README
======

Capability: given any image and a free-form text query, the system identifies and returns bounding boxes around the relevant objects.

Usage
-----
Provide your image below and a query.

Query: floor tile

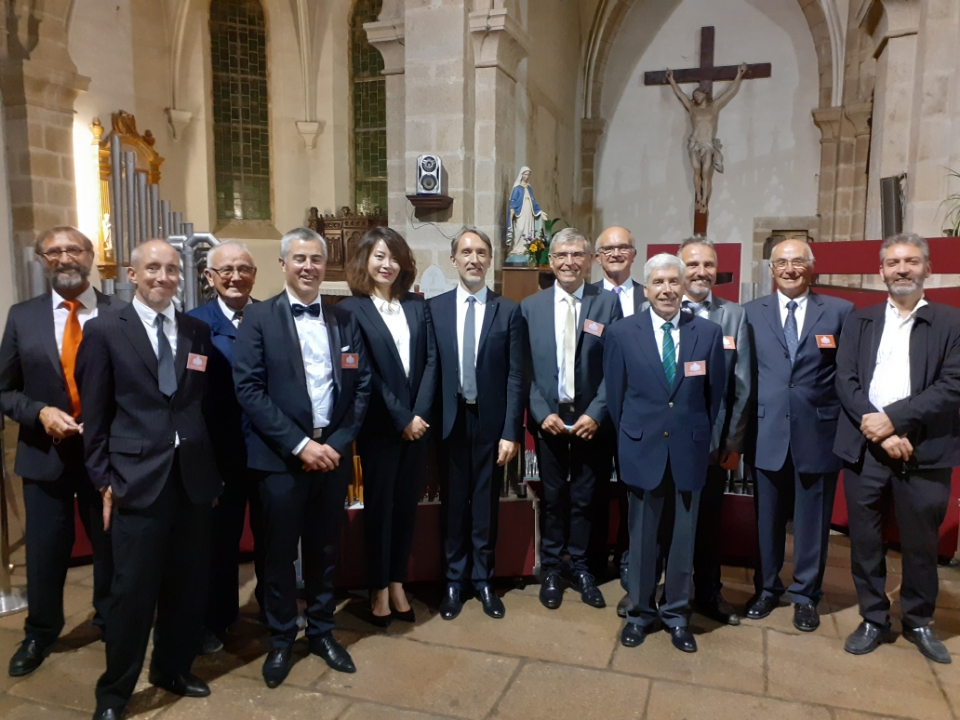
[7,645,103,713]
[338,702,461,720]
[644,680,831,720]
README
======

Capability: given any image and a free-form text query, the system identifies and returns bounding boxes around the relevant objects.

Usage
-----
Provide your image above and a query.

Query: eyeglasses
[210,265,255,279]
[598,244,635,257]
[39,247,88,262]
[550,251,588,262]
[771,258,811,270]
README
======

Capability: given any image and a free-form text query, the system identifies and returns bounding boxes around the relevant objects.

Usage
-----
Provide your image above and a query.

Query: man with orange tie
[0,227,120,677]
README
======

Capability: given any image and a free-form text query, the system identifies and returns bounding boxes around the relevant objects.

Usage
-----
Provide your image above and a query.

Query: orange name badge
[723,335,736,350]
[341,353,359,369]
[816,334,837,349]
[187,353,207,372]
[584,320,604,337]
[684,360,707,377]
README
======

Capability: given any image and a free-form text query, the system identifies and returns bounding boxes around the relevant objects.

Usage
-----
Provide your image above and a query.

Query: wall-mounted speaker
[880,175,904,239]
[416,155,443,195]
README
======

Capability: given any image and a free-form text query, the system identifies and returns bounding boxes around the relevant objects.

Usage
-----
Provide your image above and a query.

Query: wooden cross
[643,26,771,100]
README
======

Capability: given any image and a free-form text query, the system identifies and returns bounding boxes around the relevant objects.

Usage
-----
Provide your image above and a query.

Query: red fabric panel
[810,237,960,275]
[647,243,742,303]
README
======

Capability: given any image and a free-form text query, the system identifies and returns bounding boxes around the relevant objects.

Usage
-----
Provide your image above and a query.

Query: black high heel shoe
[392,607,416,623]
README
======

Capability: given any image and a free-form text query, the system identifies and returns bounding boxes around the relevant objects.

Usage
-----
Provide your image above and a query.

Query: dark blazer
[0,290,124,482]
[743,290,855,474]
[834,301,960,469]
[604,310,725,492]
[233,292,372,472]
[591,278,645,315]
[75,302,222,509]
[338,294,437,434]
[429,288,526,444]
[522,283,623,426]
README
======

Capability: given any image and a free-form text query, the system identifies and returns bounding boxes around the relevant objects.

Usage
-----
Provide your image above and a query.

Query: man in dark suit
[605,253,725,652]
[743,238,854,633]
[678,237,753,626]
[77,239,223,720]
[523,228,622,610]
[0,226,117,677]
[233,227,371,687]
[835,234,960,664]
[187,241,263,652]
[430,228,526,621]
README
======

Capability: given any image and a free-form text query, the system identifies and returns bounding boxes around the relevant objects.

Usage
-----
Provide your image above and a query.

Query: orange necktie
[60,299,83,417]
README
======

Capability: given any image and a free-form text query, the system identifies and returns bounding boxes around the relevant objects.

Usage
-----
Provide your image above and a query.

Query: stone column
[813,107,842,242]
[846,102,873,241]
[578,119,606,241]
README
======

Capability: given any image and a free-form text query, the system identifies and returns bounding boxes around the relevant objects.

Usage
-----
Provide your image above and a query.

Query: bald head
[769,239,815,299]
[128,239,181,311]
[596,226,637,286]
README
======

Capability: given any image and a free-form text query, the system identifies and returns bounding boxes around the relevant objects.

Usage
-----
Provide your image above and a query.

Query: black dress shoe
[669,626,698,653]
[439,586,463,621]
[573,572,606,609]
[309,634,356,673]
[477,586,505,619]
[620,623,646,647]
[368,609,393,628]
[392,608,416,623]
[148,670,210,698]
[262,647,293,688]
[843,621,892,655]
[903,625,952,664]
[92,708,122,720]
[793,603,820,632]
[539,573,564,610]
[746,595,779,620]
[8,636,48,677]
[200,628,224,654]
[617,593,633,619]
[696,596,741,626]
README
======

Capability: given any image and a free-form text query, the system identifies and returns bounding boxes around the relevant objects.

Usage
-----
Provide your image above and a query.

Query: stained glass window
[210,0,271,221]
[351,0,387,211]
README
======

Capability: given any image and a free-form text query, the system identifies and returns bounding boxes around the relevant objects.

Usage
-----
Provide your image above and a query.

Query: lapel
[760,294,788,351]
[798,292,824,348]
[275,292,308,392]
[705,296,725,327]
[359,296,406,376]
[910,303,936,395]
[478,289,500,359]
[576,283,597,342]
[118,302,159,381]
[632,309,672,395]
[37,294,64,380]
[540,288,557,370]
[402,295,420,372]
[433,290,459,369]
[323,303,343,390]
[633,283,645,314]
[210,300,238,340]
[174,311,193,389]
[862,304,885,391]
[674,313,701,398]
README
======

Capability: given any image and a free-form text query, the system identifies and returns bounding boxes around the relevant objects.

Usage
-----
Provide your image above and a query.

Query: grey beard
[48,265,90,292]
[886,278,921,296]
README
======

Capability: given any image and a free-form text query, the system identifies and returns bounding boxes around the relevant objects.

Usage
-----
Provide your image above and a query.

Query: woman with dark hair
[339,227,437,625]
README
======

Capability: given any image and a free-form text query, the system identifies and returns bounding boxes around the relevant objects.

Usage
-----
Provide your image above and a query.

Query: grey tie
[462,296,477,402]
[156,314,178,396]
[784,300,799,364]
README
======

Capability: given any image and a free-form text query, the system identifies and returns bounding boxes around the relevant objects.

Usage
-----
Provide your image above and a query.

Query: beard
[46,263,90,292]
[885,276,921,296]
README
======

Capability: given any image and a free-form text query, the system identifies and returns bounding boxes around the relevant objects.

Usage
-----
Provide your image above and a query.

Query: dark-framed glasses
[550,251,588,262]
[598,244,635,257]
[210,265,256,279]
[771,258,810,270]
[39,246,88,262]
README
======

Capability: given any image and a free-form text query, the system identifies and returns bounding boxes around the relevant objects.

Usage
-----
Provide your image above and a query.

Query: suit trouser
[206,467,265,632]
[358,430,427,589]
[259,458,351,648]
[95,466,211,712]
[439,400,501,590]
[535,428,613,575]
[22,466,113,646]
[692,463,728,603]
[754,450,838,605]
[844,447,951,629]
[627,463,700,629]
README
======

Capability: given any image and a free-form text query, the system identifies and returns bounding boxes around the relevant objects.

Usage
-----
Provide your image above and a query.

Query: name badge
[584,320,604,337]
[342,353,359,369]
[816,334,836,349]
[684,361,706,377]
[723,336,736,350]
[187,353,207,372]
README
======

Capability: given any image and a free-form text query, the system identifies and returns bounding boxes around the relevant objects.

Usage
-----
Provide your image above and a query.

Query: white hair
[280,227,327,260]
[769,238,815,265]
[207,240,254,268]
[549,227,594,254]
[643,253,684,284]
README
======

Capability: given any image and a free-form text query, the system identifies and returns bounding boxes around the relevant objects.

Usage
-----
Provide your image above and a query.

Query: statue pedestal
[694,211,708,236]
[501,266,554,304]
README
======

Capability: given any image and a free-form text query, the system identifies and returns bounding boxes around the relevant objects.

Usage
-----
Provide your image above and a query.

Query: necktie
[461,296,477,402]
[563,294,577,399]
[661,321,677,388]
[613,286,623,295]
[784,300,799,364]
[681,299,695,316]
[233,308,243,325]
[60,299,83,417]
[291,302,321,318]
[156,314,178,397]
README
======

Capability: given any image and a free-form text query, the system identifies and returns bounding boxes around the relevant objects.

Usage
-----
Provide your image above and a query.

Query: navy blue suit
[605,309,725,627]
[187,298,264,631]
[744,290,854,605]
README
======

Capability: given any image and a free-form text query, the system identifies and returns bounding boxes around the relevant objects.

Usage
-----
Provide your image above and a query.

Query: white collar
[886,295,928,321]
[456,284,488,305]
[683,291,713,307]
[217,295,249,321]
[603,277,633,293]
[777,289,809,309]
[650,305,680,327]
[371,294,402,314]
[286,287,322,309]
[52,284,97,310]
[554,281,585,301]
[133,295,175,326]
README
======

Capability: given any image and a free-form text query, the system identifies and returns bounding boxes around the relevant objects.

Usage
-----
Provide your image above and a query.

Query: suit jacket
[604,310,726,492]
[743,290,855,474]
[834,301,960,469]
[232,292,372,472]
[522,283,623,427]
[0,290,125,482]
[75,302,222,509]
[591,279,645,315]
[429,287,526,444]
[338,293,437,435]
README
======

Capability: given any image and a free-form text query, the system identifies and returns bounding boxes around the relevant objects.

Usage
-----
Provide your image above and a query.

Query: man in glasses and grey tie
[742,238,853,633]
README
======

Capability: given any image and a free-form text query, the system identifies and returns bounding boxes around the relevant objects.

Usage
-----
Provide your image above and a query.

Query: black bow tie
[682,299,709,314]
[291,302,321,318]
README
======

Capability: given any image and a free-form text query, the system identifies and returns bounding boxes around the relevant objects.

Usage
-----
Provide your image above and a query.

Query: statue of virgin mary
[506,166,545,263]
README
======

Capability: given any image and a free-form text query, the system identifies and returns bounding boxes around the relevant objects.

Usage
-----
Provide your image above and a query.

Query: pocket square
[341,345,350,352]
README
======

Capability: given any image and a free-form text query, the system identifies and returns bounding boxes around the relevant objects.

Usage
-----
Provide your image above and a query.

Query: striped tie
[661,321,676,388]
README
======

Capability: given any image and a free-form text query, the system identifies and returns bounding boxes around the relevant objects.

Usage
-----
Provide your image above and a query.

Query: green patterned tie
[661,321,676,388]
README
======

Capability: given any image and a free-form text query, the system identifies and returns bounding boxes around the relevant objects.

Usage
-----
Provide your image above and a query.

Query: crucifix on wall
[644,26,771,234]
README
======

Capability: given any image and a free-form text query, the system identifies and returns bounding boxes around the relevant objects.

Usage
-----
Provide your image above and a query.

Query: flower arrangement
[524,233,549,266]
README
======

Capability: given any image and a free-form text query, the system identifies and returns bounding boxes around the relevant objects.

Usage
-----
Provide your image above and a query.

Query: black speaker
[880,175,904,239]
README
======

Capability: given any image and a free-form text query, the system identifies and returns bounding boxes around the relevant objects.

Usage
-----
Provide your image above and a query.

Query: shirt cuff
[292,437,310,456]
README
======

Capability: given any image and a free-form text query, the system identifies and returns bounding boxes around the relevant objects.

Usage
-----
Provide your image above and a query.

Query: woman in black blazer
[339,227,437,625]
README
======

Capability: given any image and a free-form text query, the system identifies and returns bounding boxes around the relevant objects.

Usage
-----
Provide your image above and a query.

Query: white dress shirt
[456,284,487,391]
[554,282,585,402]
[604,277,636,318]
[868,297,927,411]
[132,296,179,446]
[682,291,714,319]
[650,307,681,361]
[287,289,334,456]
[777,290,809,331]
[52,284,98,354]
[217,295,250,328]
[372,294,411,377]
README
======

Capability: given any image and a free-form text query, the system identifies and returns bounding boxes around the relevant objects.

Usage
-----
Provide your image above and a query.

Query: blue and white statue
[506,166,546,265]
